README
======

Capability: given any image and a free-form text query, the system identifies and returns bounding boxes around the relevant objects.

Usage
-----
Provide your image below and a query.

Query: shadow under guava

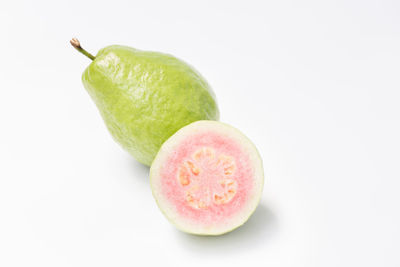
[174,203,278,253]
[127,157,150,184]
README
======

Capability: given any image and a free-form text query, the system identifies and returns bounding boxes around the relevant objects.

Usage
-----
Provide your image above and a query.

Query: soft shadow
[126,157,150,184]
[174,203,278,254]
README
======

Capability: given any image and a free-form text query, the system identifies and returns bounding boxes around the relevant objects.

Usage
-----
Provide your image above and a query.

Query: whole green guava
[72,39,219,165]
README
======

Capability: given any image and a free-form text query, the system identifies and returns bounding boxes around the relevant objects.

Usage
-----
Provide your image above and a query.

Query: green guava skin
[82,45,219,166]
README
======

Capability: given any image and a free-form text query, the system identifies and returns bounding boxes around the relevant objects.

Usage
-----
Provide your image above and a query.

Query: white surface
[0,0,399,266]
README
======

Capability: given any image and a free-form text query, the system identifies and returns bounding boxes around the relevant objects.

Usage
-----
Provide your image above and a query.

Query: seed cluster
[177,147,238,209]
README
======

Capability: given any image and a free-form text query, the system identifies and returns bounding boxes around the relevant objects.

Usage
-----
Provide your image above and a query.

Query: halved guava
[150,121,264,235]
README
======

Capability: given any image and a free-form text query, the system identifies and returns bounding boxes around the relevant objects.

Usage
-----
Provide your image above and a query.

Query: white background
[1,0,399,266]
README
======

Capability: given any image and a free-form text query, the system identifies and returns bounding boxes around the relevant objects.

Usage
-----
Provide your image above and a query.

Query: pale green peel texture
[82,45,219,165]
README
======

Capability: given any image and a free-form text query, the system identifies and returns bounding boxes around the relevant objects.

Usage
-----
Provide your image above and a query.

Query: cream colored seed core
[177,147,238,209]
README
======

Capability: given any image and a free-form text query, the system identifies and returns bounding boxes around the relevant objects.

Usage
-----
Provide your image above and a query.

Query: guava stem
[70,38,95,60]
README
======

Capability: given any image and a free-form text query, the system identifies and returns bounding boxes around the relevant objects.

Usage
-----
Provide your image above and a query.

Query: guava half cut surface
[150,121,264,235]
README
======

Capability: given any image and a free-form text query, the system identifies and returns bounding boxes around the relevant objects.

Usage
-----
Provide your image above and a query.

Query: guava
[71,38,219,166]
[150,120,264,235]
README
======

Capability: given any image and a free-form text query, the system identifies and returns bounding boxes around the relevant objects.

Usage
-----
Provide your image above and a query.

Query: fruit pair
[72,39,264,235]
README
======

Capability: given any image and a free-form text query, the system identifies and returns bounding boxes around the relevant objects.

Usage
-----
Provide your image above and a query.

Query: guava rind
[82,45,219,166]
[150,120,264,235]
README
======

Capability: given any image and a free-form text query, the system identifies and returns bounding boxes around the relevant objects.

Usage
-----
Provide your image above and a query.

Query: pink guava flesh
[150,121,264,235]
[160,131,252,224]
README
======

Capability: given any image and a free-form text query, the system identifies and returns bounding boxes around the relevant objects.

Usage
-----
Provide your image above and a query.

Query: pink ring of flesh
[160,131,254,225]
